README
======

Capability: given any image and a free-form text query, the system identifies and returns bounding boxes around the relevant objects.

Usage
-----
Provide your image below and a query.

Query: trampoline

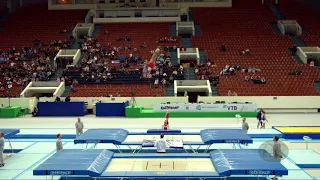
[0,129,20,154]
[74,128,253,153]
[33,149,288,178]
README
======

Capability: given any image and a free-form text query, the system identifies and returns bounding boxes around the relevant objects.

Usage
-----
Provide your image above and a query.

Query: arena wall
[1,96,319,113]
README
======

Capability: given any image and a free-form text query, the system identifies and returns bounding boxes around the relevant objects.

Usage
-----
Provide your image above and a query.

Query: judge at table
[155,133,169,153]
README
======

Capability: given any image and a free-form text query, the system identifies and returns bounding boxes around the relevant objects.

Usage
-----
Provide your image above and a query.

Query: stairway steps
[170,24,176,36]
[165,84,175,96]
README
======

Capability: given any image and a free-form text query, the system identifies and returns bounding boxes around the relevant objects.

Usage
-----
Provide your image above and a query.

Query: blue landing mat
[33,149,114,176]
[287,150,320,168]
[211,149,288,176]
[0,129,20,138]
[74,129,129,144]
[201,129,253,144]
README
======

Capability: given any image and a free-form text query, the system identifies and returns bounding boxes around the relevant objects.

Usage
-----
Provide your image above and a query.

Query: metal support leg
[132,145,141,154]
[115,145,123,153]
[204,144,212,153]
[196,145,202,152]
[189,145,196,153]
[7,138,13,155]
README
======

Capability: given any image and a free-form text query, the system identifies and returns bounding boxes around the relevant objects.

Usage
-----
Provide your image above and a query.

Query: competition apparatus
[33,149,288,179]
[73,128,253,153]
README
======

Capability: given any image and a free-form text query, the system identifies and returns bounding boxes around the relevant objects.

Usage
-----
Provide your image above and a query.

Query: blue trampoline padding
[0,129,20,138]
[147,129,182,134]
[210,149,288,176]
[74,129,129,145]
[200,129,253,144]
[129,132,199,135]
[100,171,219,177]
[33,149,114,177]
[113,153,210,158]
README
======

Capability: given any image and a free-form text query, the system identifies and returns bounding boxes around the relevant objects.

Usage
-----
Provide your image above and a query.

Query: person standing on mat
[155,133,169,153]
[271,136,283,180]
[256,109,264,128]
[0,132,5,167]
[75,118,84,137]
[242,118,249,146]
[56,134,63,152]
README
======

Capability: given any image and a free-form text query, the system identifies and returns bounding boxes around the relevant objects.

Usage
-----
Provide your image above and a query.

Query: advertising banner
[153,103,257,112]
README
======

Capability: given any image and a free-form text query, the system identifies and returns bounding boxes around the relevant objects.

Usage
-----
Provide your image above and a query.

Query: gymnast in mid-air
[146,47,161,71]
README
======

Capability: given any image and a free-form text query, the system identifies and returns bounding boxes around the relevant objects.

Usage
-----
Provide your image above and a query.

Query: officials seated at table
[155,133,169,153]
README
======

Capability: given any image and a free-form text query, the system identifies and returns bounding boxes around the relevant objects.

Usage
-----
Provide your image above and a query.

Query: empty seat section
[69,84,165,97]
[192,0,320,96]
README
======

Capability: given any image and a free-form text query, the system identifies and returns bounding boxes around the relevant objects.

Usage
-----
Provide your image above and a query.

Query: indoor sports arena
[1,0,320,179]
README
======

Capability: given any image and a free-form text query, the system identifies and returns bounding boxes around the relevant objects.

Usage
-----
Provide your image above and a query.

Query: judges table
[0,106,21,118]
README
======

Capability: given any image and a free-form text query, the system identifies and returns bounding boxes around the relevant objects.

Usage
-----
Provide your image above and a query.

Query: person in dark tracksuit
[256,109,264,128]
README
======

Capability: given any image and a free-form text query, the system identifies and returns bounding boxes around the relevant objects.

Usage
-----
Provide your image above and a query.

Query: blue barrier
[96,101,129,117]
[37,102,85,116]
[33,149,114,177]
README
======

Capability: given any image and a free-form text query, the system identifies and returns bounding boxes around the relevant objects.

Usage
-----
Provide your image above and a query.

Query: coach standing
[271,136,283,180]
[242,118,249,146]
[256,109,263,128]
[0,132,4,167]
[75,118,84,137]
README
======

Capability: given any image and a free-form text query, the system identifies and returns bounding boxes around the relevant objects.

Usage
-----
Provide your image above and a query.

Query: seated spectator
[154,78,159,86]
[124,36,131,41]
[229,66,236,75]
[289,69,301,75]
[65,96,71,102]
[141,42,147,48]
[32,107,38,117]
[221,44,226,52]
[228,90,232,96]
[292,44,297,55]
[240,49,250,54]
[245,76,249,81]
[235,65,241,70]
[195,68,199,74]
[116,92,121,97]
[55,97,61,102]
[310,60,315,67]
[103,30,108,35]
[162,78,166,87]
[233,92,238,96]
[70,84,76,92]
